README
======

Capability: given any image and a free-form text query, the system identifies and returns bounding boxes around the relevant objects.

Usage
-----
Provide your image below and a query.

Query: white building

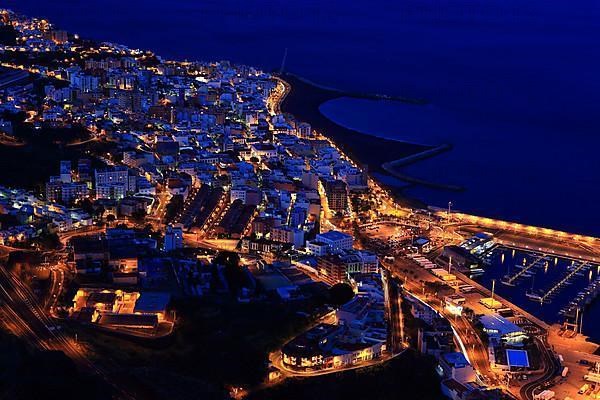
[250,143,278,161]
[164,224,183,251]
[297,122,311,138]
[271,226,305,248]
[438,352,476,383]
[316,230,353,253]
[306,240,329,257]
[95,167,136,200]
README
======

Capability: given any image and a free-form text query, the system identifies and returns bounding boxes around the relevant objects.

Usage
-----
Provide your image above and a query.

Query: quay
[560,275,600,318]
[536,261,591,304]
[451,269,550,331]
[501,253,548,287]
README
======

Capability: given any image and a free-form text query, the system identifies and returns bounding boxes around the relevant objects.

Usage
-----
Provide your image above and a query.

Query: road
[383,258,499,386]
[385,271,406,354]
[57,225,105,249]
[0,262,134,399]
[0,265,87,360]
[520,335,561,400]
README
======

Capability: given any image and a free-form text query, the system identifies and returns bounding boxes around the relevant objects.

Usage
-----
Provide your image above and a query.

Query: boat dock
[531,261,592,304]
[560,272,600,318]
[500,253,548,286]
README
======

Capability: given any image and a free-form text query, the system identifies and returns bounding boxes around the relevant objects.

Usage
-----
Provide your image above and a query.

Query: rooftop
[441,352,470,368]
[134,292,170,314]
[317,230,352,242]
[479,314,524,336]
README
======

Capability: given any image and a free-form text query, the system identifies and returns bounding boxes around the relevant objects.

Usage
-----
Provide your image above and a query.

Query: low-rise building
[438,352,476,384]
[316,230,353,253]
[479,314,528,345]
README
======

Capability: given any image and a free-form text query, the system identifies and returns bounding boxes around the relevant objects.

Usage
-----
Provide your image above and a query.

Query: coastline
[278,73,444,207]
[277,73,600,343]
[278,73,431,174]
[285,72,428,105]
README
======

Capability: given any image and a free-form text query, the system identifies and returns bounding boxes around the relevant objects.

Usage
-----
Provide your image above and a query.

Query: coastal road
[58,225,105,249]
[383,258,500,386]
[520,335,561,400]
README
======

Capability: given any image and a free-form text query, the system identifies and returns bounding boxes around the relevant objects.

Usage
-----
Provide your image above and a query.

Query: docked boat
[526,290,545,302]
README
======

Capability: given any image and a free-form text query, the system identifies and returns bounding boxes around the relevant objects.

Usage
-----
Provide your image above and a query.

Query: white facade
[306,240,329,257]
[316,230,353,253]
[297,122,311,138]
[164,224,183,251]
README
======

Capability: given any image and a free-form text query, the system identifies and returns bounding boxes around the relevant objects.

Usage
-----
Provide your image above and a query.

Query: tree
[214,252,245,295]
[328,283,354,306]
[165,195,184,223]
[105,214,116,225]
[77,198,94,215]
[130,209,146,223]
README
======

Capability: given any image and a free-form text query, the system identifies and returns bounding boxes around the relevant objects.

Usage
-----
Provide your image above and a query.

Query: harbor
[462,236,600,343]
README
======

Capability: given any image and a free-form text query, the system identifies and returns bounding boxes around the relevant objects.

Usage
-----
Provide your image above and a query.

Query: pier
[535,261,591,304]
[501,253,547,286]
[560,274,600,318]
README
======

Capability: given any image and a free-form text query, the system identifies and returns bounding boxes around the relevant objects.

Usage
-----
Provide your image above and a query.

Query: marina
[501,253,549,287]
[466,241,600,342]
[533,261,592,304]
[559,274,600,319]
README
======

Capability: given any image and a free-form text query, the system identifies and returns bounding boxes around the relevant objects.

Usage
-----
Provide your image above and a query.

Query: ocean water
[477,248,600,342]
[320,97,600,236]
[7,0,598,236]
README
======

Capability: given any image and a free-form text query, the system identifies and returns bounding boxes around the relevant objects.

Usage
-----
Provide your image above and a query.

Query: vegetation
[165,194,184,223]
[0,121,113,188]
[214,251,247,295]
[0,25,17,45]
[76,296,315,398]
[328,282,355,306]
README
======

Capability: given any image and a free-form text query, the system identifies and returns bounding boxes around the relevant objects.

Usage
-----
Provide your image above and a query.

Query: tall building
[316,255,348,285]
[60,160,72,183]
[301,159,318,190]
[323,179,348,213]
[164,224,183,251]
[77,158,92,183]
[46,178,62,203]
[70,72,100,93]
[271,226,305,248]
[46,179,88,204]
[316,230,353,253]
[49,30,68,44]
[95,166,136,200]
[61,182,89,204]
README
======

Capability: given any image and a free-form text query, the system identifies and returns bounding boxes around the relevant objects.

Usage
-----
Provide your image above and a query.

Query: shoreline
[279,73,432,174]
[277,73,600,346]
[279,74,600,237]
[278,73,444,207]
[284,72,428,105]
